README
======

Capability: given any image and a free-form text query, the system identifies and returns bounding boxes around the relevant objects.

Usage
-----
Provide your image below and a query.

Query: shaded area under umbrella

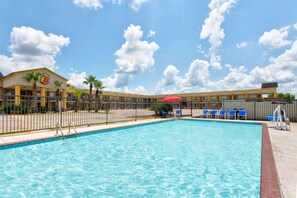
[161,96,182,117]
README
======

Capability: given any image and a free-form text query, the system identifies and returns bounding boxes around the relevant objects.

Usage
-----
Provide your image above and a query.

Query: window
[222,96,228,100]
[211,96,217,100]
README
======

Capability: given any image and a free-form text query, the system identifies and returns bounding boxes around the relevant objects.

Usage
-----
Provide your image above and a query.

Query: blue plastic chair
[228,109,237,119]
[239,110,247,120]
[267,114,278,121]
[161,110,168,118]
[209,109,218,118]
[202,109,209,118]
[175,109,181,117]
[217,110,226,119]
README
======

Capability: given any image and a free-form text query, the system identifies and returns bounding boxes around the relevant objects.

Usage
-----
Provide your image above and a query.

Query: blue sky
[0,0,297,95]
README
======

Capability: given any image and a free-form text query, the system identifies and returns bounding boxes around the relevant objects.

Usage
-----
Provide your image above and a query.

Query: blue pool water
[0,120,262,197]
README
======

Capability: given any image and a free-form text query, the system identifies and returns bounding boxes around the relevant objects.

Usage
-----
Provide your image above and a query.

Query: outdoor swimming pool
[0,120,262,197]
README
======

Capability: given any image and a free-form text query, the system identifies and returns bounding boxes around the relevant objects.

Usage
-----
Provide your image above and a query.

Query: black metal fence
[0,94,195,134]
[1,94,296,134]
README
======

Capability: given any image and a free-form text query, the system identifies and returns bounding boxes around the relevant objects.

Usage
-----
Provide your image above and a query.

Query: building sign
[40,73,50,85]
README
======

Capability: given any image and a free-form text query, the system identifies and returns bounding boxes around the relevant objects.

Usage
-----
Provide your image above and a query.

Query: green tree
[83,75,96,110]
[54,80,63,112]
[93,80,105,112]
[277,93,295,101]
[66,83,75,88]
[284,93,295,101]
[23,71,42,112]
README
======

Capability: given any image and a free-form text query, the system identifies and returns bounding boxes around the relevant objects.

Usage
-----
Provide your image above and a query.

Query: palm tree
[54,80,63,112]
[66,83,75,88]
[93,80,105,112]
[23,71,42,112]
[83,75,96,110]
[70,89,87,112]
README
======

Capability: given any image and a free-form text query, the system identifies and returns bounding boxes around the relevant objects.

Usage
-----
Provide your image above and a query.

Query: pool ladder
[55,122,77,140]
[67,121,78,135]
[55,122,64,140]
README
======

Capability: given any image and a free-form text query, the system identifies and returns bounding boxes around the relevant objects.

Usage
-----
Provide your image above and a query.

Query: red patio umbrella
[161,96,182,102]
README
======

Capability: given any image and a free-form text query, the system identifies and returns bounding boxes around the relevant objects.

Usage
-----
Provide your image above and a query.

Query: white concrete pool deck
[0,118,296,198]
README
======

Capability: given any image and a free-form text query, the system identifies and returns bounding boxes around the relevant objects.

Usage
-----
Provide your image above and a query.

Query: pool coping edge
[260,124,281,198]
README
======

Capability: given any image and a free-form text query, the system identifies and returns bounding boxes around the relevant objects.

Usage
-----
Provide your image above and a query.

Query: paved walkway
[0,118,296,197]
[268,122,297,198]
[0,118,165,145]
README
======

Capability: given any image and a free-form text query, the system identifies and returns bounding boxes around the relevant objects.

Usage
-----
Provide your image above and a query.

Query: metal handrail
[55,122,64,140]
[68,121,78,135]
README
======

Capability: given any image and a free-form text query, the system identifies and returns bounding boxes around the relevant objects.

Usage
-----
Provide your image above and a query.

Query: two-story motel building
[0,68,278,111]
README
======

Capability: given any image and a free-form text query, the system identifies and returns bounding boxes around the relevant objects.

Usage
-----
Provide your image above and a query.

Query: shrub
[40,106,47,113]
[2,104,14,114]
[1,104,29,114]
[150,103,173,116]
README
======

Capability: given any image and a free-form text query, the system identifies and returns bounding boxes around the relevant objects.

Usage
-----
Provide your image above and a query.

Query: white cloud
[0,26,70,74]
[216,40,297,92]
[293,23,297,30]
[251,40,297,83]
[68,71,88,88]
[155,59,212,94]
[156,65,181,89]
[73,0,150,11]
[73,0,102,10]
[100,81,150,94]
[147,30,156,38]
[259,26,292,49]
[111,0,123,5]
[130,0,149,11]
[122,85,149,94]
[236,41,248,48]
[215,65,254,90]
[103,24,159,88]
[196,44,205,54]
[200,0,238,69]
[184,59,211,87]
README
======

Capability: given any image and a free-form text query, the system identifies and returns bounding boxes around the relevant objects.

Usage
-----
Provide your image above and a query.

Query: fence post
[190,101,193,117]
[106,101,109,125]
[180,101,183,117]
[135,101,137,121]
[59,96,62,127]
[254,101,256,120]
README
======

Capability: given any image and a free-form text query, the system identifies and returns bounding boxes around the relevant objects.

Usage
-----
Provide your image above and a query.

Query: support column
[40,87,46,107]
[62,90,67,112]
[273,92,277,98]
[15,85,21,106]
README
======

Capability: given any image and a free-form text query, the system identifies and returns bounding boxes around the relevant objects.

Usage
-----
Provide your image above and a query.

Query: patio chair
[216,110,226,119]
[209,109,218,118]
[267,114,278,121]
[202,109,209,118]
[228,109,237,119]
[238,110,247,120]
[175,109,181,118]
[161,110,168,118]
